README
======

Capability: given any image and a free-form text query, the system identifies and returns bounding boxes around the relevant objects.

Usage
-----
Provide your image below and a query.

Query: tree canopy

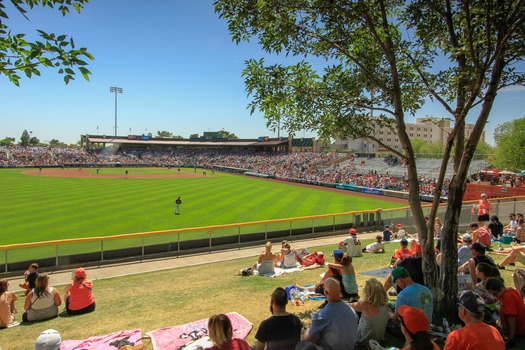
[216,0,525,323]
[492,117,525,171]
[0,0,93,86]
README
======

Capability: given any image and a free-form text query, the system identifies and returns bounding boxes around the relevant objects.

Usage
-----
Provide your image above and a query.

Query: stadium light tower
[110,86,123,137]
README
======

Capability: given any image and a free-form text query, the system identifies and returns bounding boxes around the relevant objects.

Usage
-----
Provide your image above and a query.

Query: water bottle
[300,291,305,304]
[443,318,451,333]
[499,242,503,251]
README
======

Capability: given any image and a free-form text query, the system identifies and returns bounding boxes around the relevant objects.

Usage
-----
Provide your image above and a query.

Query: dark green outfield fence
[1,197,524,275]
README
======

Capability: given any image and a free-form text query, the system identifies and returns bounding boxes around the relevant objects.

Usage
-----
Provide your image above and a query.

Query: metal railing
[2,196,525,273]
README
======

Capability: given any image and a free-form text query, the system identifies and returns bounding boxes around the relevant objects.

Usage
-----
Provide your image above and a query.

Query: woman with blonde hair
[23,274,61,322]
[205,314,251,350]
[0,279,18,327]
[350,278,390,345]
[63,268,96,315]
[254,241,277,275]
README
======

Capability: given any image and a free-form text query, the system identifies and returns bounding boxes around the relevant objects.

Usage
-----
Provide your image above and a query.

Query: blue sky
[1,1,524,145]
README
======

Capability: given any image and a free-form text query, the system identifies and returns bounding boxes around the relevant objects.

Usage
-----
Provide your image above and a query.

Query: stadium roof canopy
[84,135,289,148]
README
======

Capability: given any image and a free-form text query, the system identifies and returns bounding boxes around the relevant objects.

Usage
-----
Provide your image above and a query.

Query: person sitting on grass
[469,222,491,248]
[471,262,500,305]
[389,239,411,268]
[504,213,519,234]
[255,287,302,350]
[63,268,96,315]
[327,253,359,300]
[494,243,525,269]
[296,278,358,350]
[513,218,525,244]
[18,262,39,296]
[279,242,301,268]
[0,279,18,328]
[362,235,385,253]
[23,274,61,322]
[443,290,504,350]
[458,242,500,284]
[205,314,251,350]
[393,305,439,350]
[339,228,363,257]
[350,278,389,345]
[253,241,277,275]
[485,277,525,348]
[390,267,433,336]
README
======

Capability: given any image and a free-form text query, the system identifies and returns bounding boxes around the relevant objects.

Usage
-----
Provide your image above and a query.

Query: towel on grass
[255,265,303,277]
[60,329,143,350]
[359,267,393,279]
[147,311,252,350]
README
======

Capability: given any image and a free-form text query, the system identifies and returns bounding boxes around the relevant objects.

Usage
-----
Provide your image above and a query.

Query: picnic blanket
[255,265,303,277]
[146,312,252,350]
[255,263,323,277]
[60,329,143,350]
[359,267,393,279]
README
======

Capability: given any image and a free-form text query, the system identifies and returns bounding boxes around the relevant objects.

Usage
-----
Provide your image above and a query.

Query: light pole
[110,86,123,137]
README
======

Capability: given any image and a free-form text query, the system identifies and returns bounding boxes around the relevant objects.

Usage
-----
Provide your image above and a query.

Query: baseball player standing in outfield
[175,196,182,215]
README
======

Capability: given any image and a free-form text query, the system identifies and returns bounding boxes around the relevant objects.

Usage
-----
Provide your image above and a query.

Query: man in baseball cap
[338,228,362,257]
[443,291,504,349]
[391,267,433,323]
[458,233,473,266]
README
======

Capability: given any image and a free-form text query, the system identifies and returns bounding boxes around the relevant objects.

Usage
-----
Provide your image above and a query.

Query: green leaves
[0,0,93,86]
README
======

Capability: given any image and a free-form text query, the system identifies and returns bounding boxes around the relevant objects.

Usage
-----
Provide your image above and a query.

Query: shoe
[497,264,505,270]
[510,263,516,266]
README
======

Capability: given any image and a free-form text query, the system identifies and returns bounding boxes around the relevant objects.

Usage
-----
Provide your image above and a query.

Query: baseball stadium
[1,137,524,349]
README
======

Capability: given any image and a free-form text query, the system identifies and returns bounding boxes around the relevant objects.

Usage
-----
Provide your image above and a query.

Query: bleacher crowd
[0,146,456,198]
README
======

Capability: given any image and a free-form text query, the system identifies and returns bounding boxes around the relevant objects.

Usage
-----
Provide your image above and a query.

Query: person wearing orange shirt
[477,193,491,223]
[486,277,525,347]
[389,239,411,268]
[444,291,504,350]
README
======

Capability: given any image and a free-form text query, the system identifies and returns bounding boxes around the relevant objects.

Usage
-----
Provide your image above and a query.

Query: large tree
[492,118,525,171]
[0,0,93,86]
[216,0,525,322]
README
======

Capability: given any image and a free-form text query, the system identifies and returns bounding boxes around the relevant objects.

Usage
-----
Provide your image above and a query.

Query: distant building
[342,117,484,153]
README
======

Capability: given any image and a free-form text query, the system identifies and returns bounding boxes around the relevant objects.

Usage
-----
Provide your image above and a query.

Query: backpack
[240,267,253,276]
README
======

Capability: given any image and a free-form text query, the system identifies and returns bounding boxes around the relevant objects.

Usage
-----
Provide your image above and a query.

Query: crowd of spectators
[1,145,453,197]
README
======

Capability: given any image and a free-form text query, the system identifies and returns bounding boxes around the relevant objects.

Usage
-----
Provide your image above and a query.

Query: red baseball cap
[398,305,429,333]
[349,228,357,235]
[75,268,86,278]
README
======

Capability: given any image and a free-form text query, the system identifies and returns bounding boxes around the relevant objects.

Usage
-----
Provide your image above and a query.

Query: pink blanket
[147,312,252,350]
[60,329,143,350]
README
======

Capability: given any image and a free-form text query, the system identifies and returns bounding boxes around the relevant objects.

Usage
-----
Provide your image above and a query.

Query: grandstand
[0,143,499,202]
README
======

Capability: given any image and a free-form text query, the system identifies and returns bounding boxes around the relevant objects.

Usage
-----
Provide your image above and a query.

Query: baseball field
[1,167,405,248]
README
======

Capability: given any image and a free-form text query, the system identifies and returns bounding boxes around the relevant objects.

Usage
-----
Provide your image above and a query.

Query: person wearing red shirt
[63,268,96,315]
[444,291,504,350]
[469,222,491,247]
[389,239,411,268]
[477,193,492,222]
[486,277,525,347]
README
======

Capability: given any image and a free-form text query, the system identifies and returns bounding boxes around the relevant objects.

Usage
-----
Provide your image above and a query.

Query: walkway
[7,231,380,292]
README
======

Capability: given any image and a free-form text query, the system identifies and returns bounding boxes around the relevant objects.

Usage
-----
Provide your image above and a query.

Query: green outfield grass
[1,168,402,246]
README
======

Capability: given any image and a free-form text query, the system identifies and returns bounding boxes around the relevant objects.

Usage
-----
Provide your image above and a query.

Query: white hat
[35,329,61,350]
[462,233,473,242]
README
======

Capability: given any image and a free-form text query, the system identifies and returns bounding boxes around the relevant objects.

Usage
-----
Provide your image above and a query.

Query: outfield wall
[2,196,525,275]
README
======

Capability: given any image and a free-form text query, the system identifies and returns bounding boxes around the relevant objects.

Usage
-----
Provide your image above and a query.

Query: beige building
[343,117,484,153]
